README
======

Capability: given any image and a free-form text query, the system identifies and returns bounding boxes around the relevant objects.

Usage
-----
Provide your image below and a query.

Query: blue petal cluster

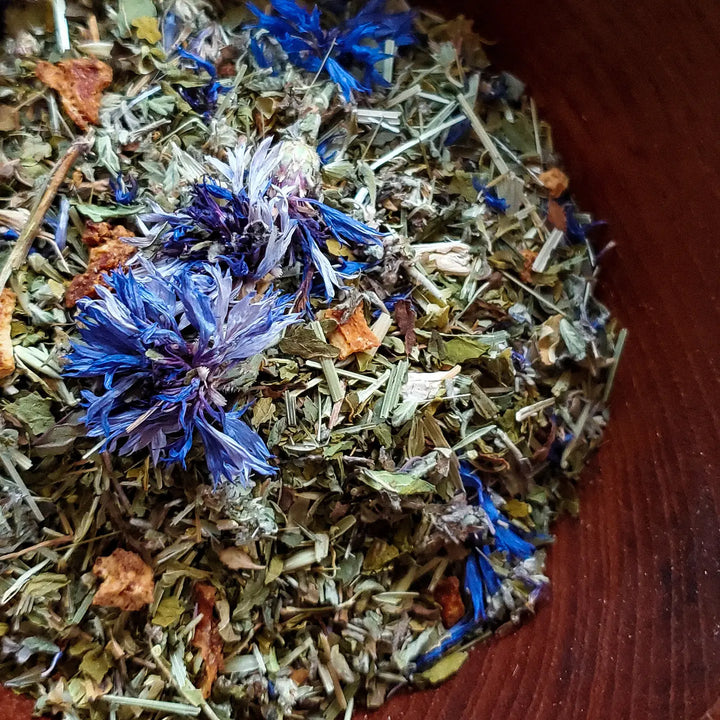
[109,174,138,205]
[415,465,540,669]
[247,0,415,101]
[472,177,509,213]
[65,261,299,485]
[175,47,230,118]
[144,140,385,303]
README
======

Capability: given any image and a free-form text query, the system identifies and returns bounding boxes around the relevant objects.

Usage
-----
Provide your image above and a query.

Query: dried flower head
[144,139,385,303]
[65,260,299,485]
[247,0,415,101]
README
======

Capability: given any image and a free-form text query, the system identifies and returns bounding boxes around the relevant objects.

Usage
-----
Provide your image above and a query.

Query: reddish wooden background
[4,0,720,718]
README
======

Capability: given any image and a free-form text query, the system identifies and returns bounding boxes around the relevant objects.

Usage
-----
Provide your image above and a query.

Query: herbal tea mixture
[0,1,626,717]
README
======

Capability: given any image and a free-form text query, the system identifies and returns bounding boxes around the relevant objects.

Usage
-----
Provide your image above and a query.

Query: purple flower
[247,0,415,101]
[64,260,299,485]
[144,140,385,304]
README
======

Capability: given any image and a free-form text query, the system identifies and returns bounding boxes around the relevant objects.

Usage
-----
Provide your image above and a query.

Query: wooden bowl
[4,0,719,718]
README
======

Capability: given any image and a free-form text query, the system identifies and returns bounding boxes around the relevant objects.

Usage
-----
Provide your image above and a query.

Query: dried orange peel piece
[92,548,155,611]
[192,583,224,698]
[433,576,466,628]
[36,58,113,130]
[65,222,136,308]
[538,167,570,199]
[0,289,16,380]
[327,302,380,360]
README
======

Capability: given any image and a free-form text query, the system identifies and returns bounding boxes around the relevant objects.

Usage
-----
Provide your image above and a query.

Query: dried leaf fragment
[537,314,564,365]
[327,302,379,360]
[35,58,112,130]
[65,221,136,307]
[0,289,16,380]
[132,16,161,44]
[0,105,20,132]
[92,548,154,611]
[192,583,224,698]
[519,249,538,283]
[538,167,569,198]
[433,576,465,628]
[395,299,417,354]
[218,546,265,570]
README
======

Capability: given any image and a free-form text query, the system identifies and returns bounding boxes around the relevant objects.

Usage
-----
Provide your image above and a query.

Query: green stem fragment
[102,696,201,716]
[456,91,510,175]
[603,328,628,402]
[310,321,345,403]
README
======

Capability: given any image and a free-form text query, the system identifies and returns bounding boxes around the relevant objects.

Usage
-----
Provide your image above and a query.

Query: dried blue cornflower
[414,616,475,670]
[109,174,138,205]
[473,177,509,213]
[413,464,543,669]
[175,47,229,117]
[461,465,536,559]
[563,201,605,244]
[64,260,299,486]
[247,0,415,101]
[144,139,385,303]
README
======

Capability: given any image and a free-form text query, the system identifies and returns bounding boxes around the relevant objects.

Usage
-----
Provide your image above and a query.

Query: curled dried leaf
[537,314,564,365]
[92,548,154,611]
[35,58,113,130]
[218,546,265,570]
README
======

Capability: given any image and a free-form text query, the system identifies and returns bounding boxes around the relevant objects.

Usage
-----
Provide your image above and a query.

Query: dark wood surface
[367,1,720,719]
[4,0,720,718]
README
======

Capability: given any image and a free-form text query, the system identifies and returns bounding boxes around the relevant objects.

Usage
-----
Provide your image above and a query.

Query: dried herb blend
[0,1,625,718]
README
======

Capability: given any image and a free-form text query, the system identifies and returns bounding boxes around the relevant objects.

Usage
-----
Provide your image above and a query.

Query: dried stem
[0,132,94,291]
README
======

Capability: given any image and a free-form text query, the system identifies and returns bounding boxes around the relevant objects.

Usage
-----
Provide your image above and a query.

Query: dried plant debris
[91,548,155,611]
[0,0,625,718]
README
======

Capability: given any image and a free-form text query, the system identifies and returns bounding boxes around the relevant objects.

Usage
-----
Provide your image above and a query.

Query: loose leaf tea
[0,0,625,717]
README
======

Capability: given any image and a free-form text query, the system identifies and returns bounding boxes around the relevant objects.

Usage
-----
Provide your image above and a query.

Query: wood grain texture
[363,1,720,719]
[3,0,720,718]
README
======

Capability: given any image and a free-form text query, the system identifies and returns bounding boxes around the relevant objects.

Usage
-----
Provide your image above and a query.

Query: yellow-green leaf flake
[360,469,434,495]
[152,595,184,628]
[132,16,161,44]
[79,645,112,683]
[418,650,468,684]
